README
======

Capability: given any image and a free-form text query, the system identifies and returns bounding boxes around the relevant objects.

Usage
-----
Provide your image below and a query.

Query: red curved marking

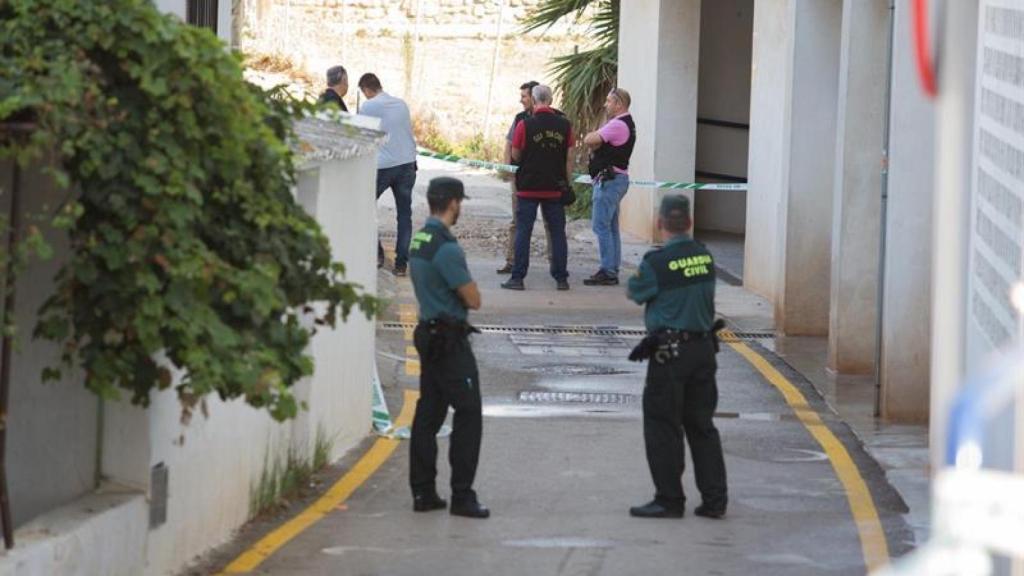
[913,0,938,98]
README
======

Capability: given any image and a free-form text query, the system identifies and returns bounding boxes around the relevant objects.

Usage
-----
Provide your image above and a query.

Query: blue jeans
[376,162,417,267]
[591,173,630,276]
[512,197,568,282]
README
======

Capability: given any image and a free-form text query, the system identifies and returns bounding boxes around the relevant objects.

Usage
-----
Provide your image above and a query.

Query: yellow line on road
[220,389,419,574]
[726,335,890,571]
[399,304,420,376]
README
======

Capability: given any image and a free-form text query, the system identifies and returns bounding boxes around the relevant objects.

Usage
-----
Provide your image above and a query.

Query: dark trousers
[376,162,417,268]
[643,339,727,511]
[410,332,482,502]
[511,196,568,281]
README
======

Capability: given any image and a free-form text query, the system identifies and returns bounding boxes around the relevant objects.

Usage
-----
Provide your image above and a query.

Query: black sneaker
[496,263,513,274]
[501,278,525,291]
[583,270,618,286]
[413,493,447,513]
[393,265,407,277]
[629,500,683,519]
[556,279,570,291]
[450,499,490,519]
[694,504,726,519]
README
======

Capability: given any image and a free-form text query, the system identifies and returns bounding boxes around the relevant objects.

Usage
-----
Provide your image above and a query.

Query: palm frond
[521,0,620,134]
[549,44,618,131]
[520,0,601,33]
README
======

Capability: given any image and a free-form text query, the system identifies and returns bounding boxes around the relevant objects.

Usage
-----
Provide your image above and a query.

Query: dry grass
[244,52,320,94]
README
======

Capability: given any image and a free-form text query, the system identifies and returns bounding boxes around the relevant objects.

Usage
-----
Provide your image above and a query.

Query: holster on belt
[413,316,480,362]
[629,322,726,363]
[628,334,661,362]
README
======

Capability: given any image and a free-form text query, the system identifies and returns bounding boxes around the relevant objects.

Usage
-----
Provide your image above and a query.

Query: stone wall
[239,0,595,141]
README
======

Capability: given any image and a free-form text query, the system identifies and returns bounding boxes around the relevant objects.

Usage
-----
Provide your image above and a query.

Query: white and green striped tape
[416,148,748,192]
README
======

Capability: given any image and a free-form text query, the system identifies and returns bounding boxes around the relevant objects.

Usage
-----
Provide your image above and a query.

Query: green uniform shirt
[409,217,473,321]
[627,235,716,332]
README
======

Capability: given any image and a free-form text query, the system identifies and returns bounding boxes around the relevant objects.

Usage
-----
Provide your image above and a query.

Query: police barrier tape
[372,361,450,440]
[416,148,749,192]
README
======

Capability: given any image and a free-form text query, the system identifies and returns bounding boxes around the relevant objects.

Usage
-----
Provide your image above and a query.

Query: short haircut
[610,87,632,109]
[428,195,458,214]
[520,80,539,92]
[326,65,347,86]
[531,84,553,105]
[358,73,382,92]
[662,212,691,234]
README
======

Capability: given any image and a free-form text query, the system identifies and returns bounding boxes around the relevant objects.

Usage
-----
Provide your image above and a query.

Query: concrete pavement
[194,158,917,575]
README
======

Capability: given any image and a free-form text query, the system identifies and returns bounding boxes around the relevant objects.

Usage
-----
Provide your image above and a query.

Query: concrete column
[745,0,842,335]
[827,0,890,373]
[617,0,701,242]
[879,1,936,422]
[744,0,791,298]
[930,1,978,467]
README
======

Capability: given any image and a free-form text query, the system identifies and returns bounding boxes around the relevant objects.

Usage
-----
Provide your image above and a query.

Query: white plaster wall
[293,155,378,462]
[137,153,379,575]
[153,0,186,19]
[2,148,381,576]
[879,1,935,422]
[618,0,701,243]
[140,390,291,575]
[827,0,889,373]
[744,0,791,299]
[0,490,147,576]
[0,161,98,528]
[153,0,234,45]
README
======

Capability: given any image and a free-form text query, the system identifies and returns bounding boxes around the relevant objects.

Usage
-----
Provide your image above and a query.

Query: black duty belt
[413,317,480,362]
[628,320,726,363]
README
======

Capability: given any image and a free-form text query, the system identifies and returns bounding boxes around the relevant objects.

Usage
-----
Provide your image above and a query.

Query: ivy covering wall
[0,0,378,421]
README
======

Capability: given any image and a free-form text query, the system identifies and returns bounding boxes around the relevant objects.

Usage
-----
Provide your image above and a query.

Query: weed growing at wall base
[250,426,335,517]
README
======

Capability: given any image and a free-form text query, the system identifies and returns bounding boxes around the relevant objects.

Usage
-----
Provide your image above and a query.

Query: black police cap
[426,177,469,203]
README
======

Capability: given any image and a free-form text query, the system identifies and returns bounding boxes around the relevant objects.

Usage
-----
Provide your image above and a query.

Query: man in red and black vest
[501,85,572,292]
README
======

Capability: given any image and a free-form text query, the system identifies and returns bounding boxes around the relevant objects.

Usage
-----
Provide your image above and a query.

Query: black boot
[694,503,726,519]
[412,493,447,513]
[450,497,490,519]
[629,500,683,519]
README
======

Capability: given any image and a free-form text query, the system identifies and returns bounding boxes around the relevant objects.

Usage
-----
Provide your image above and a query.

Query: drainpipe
[0,160,22,549]
[874,0,896,418]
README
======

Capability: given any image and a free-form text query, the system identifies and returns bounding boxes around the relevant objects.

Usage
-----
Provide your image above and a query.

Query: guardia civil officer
[626,194,727,519]
[408,177,490,519]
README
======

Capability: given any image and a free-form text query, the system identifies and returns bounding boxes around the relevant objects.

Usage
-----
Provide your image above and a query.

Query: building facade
[618,0,1023,473]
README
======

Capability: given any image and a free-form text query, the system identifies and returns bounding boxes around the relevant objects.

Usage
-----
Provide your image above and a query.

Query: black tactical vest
[515,111,572,192]
[589,114,636,178]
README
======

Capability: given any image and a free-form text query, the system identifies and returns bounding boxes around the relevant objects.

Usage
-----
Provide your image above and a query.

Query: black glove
[711,319,726,354]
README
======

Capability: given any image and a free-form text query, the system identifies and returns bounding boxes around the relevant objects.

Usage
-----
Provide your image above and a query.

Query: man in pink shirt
[582,88,636,286]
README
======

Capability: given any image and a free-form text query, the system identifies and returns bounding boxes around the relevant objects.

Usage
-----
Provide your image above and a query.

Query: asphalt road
[196,158,913,576]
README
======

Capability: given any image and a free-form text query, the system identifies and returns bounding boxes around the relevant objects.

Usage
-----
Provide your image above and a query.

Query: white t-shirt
[360,92,418,169]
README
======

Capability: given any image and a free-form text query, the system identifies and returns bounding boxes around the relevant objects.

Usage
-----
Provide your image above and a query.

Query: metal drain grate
[518,391,638,404]
[378,322,774,340]
[523,364,630,376]
[380,230,498,241]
